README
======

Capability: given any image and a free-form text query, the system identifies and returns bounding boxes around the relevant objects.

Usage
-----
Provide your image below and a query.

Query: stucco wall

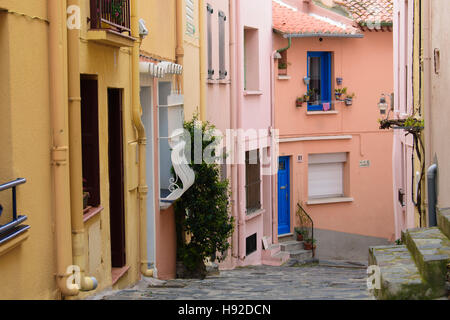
[274,31,396,260]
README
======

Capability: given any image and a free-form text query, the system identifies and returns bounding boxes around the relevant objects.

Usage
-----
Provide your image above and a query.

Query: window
[308,153,347,199]
[244,27,260,91]
[207,4,214,80]
[218,10,227,79]
[245,150,261,213]
[307,52,332,111]
[81,78,101,209]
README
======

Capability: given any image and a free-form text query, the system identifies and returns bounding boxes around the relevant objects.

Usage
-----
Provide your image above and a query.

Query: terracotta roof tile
[335,0,393,25]
[273,1,361,37]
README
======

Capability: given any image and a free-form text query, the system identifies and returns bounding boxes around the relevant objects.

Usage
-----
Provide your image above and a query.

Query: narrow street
[97,263,373,300]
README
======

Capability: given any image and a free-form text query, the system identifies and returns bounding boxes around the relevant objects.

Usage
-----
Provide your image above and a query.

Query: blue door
[278,157,291,235]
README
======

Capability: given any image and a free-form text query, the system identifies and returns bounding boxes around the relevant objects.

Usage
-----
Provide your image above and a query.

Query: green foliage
[278,62,287,69]
[395,239,403,246]
[294,227,308,237]
[304,238,317,245]
[174,114,234,276]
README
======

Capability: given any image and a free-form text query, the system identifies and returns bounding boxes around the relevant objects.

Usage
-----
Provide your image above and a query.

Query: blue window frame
[307,52,332,111]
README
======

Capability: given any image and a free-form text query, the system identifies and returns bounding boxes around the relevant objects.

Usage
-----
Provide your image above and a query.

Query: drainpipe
[67,0,98,291]
[176,0,184,95]
[427,164,438,227]
[131,0,153,278]
[277,36,291,54]
[48,0,79,297]
[199,0,207,120]
[229,0,239,264]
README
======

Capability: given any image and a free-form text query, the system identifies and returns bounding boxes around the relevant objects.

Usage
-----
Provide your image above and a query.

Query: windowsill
[244,90,263,96]
[111,266,130,286]
[207,79,231,85]
[306,111,339,115]
[307,197,354,205]
[245,208,265,221]
[278,75,291,80]
[160,201,174,211]
[0,227,30,258]
[83,206,104,223]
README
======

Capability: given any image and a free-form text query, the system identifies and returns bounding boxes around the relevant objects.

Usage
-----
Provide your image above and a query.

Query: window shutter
[308,162,344,199]
[207,4,214,79]
[218,10,227,80]
[185,0,196,36]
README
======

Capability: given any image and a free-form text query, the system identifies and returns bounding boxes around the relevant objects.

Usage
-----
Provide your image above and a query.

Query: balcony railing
[90,0,131,35]
[0,178,29,245]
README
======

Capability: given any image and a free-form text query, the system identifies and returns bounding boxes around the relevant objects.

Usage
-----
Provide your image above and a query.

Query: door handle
[280,186,286,190]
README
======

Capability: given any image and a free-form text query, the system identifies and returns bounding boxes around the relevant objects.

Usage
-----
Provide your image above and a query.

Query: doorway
[108,88,126,268]
[278,156,291,235]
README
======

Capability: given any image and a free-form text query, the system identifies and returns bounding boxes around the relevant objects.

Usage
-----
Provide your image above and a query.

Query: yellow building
[0,0,151,299]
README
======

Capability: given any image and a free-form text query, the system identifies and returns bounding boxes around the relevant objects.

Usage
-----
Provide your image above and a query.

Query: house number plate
[360,160,371,168]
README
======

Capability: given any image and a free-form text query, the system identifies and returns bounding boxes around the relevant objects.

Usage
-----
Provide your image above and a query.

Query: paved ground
[96,262,374,300]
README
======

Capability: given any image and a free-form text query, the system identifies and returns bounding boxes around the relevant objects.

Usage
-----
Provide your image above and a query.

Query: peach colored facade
[274,29,396,260]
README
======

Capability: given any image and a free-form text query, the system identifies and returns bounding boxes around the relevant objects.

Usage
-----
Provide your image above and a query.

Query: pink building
[272,0,396,262]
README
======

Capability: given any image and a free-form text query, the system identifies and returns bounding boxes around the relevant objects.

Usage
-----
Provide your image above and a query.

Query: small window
[307,52,332,111]
[308,153,347,199]
[245,150,261,214]
[246,233,257,256]
[244,27,260,91]
[278,50,288,74]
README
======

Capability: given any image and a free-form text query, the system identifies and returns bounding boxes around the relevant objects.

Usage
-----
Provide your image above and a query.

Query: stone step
[280,240,304,252]
[438,208,450,240]
[289,249,313,261]
[369,245,439,300]
[403,227,450,294]
[278,233,295,243]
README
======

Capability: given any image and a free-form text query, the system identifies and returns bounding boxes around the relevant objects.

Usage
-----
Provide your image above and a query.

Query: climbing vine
[174,115,234,279]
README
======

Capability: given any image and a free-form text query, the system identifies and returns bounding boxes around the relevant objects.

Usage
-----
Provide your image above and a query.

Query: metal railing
[296,203,315,258]
[90,0,131,35]
[0,178,29,245]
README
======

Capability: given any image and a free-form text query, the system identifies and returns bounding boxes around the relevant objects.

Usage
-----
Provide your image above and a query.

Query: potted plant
[294,227,308,241]
[278,62,288,75]
[345,92,355,106]
[335,87,347,101]
[296,97,304,108]
[304,238,317,251]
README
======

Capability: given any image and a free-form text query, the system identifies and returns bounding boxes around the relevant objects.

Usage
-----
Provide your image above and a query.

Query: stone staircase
[369,208,450,300]
[262,234,315,266]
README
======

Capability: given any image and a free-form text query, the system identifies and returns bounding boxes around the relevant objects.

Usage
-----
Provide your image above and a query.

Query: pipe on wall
[229,0,239,264]
[427,164,438,227]
[199,0,207,120]
[48,0,79,297]
[176,0,184,95]
[131,0,153,278]
[67,0,98,292]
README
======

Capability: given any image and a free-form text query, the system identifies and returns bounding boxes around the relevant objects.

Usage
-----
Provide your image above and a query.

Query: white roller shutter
[308,153,346,199]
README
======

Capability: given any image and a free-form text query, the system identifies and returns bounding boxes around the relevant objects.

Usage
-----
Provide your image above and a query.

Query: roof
[273,0,362,38]
[334,0,393,26]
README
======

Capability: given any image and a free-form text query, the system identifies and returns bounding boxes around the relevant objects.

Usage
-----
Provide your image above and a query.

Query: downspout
[229,0,239,264]
[131,0,153,278]
[48,0,79,297]
[67,0,97,291]
[427,164,438,227]
[176,0,184,95]
[277,36,291,54]
[199,0,207,120]
[235,0,246,260]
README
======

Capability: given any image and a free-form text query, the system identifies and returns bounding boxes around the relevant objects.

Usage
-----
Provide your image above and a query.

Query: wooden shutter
[218,10,227,79]
[207,4,213,79]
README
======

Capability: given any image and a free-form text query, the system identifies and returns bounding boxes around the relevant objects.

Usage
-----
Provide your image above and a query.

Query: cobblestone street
[96,263,373,300]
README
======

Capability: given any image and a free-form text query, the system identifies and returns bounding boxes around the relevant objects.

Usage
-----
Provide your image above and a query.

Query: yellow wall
[0,1,58,299]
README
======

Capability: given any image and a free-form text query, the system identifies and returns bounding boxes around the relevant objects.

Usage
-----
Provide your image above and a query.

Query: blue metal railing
[0,178,29,245]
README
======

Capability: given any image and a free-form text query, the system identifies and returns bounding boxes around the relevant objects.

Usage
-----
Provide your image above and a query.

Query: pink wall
[274,31,396,241]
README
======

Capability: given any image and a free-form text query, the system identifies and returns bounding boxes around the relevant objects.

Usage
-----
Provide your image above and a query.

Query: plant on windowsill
[174,114,234,280]
[278,62,288,75]
[304,238,317,251]
[294,227,308,242]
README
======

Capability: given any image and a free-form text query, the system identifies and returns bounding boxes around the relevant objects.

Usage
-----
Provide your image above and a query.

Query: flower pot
[345,98,353,106]
[335,93,342,100]
[304,242,316,251]
[296,101,304,108]
[297,234,304,241]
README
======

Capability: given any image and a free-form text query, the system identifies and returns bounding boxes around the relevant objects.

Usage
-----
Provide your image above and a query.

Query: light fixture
[378,94,389,115]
